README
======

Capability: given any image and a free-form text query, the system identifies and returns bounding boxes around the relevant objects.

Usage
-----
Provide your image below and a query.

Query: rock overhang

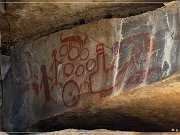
[1,0,176,54]
[0,0,180,132]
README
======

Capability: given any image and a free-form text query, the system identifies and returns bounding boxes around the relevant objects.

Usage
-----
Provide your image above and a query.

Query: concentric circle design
[62,80,80,108]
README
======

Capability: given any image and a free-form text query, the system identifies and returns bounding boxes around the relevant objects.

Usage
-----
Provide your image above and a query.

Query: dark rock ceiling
[0,0,174,54]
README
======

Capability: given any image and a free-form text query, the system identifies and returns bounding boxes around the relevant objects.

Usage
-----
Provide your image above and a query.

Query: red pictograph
[86,59,96,72]
[31,81,39,95]
[60,34,87,48]
[116,32,161,89]
[51,49,63,90]
[68,46,79,61]
[125,70,146,88]
[79,48,89,61]
[75,64,85,77]
[40,65,57,105]
[59,44,68,56]
[24,75,39,96]
[147,67,163,82]
[88,43,114,97]
[87,32,160,95]
[60,34,88,61]
[63,63,74,76]
[62,80,80,108]
[111,42,120,56]
[23,32,163,109]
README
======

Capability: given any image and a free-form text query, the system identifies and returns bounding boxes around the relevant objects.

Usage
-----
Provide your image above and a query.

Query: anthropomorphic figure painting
[40,65,57,106]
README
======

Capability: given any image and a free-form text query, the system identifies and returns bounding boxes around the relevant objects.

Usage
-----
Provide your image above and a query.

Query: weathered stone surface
[0,55,9,111]
[35,129,180,135]
[0,16,10,52]
[0,55,10,80]
[0,0,8,46]
[29,72,180,132]
[1,1,180,132]
[3,0,171,51]
[0,0,5,14]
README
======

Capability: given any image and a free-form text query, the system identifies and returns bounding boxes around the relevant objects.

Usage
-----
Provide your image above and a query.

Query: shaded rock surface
[29,71,180,132]
[1,0,174,54]
[1,0,180,133]
[1,1,180,131]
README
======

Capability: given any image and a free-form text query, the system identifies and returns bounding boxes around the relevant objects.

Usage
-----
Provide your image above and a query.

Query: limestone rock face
[1,1,180,132]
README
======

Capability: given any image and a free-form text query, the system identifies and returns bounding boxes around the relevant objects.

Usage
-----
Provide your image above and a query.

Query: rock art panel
[2,3,180,131]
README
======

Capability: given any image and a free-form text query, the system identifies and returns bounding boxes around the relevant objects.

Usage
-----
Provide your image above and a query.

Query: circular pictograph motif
[68,46,79,61]
[79,48,89,60]
[86,59,96,72]
[63,63,74,76]
[62,80,80,108]
[75,64,85,77]
[59,44,68,56]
